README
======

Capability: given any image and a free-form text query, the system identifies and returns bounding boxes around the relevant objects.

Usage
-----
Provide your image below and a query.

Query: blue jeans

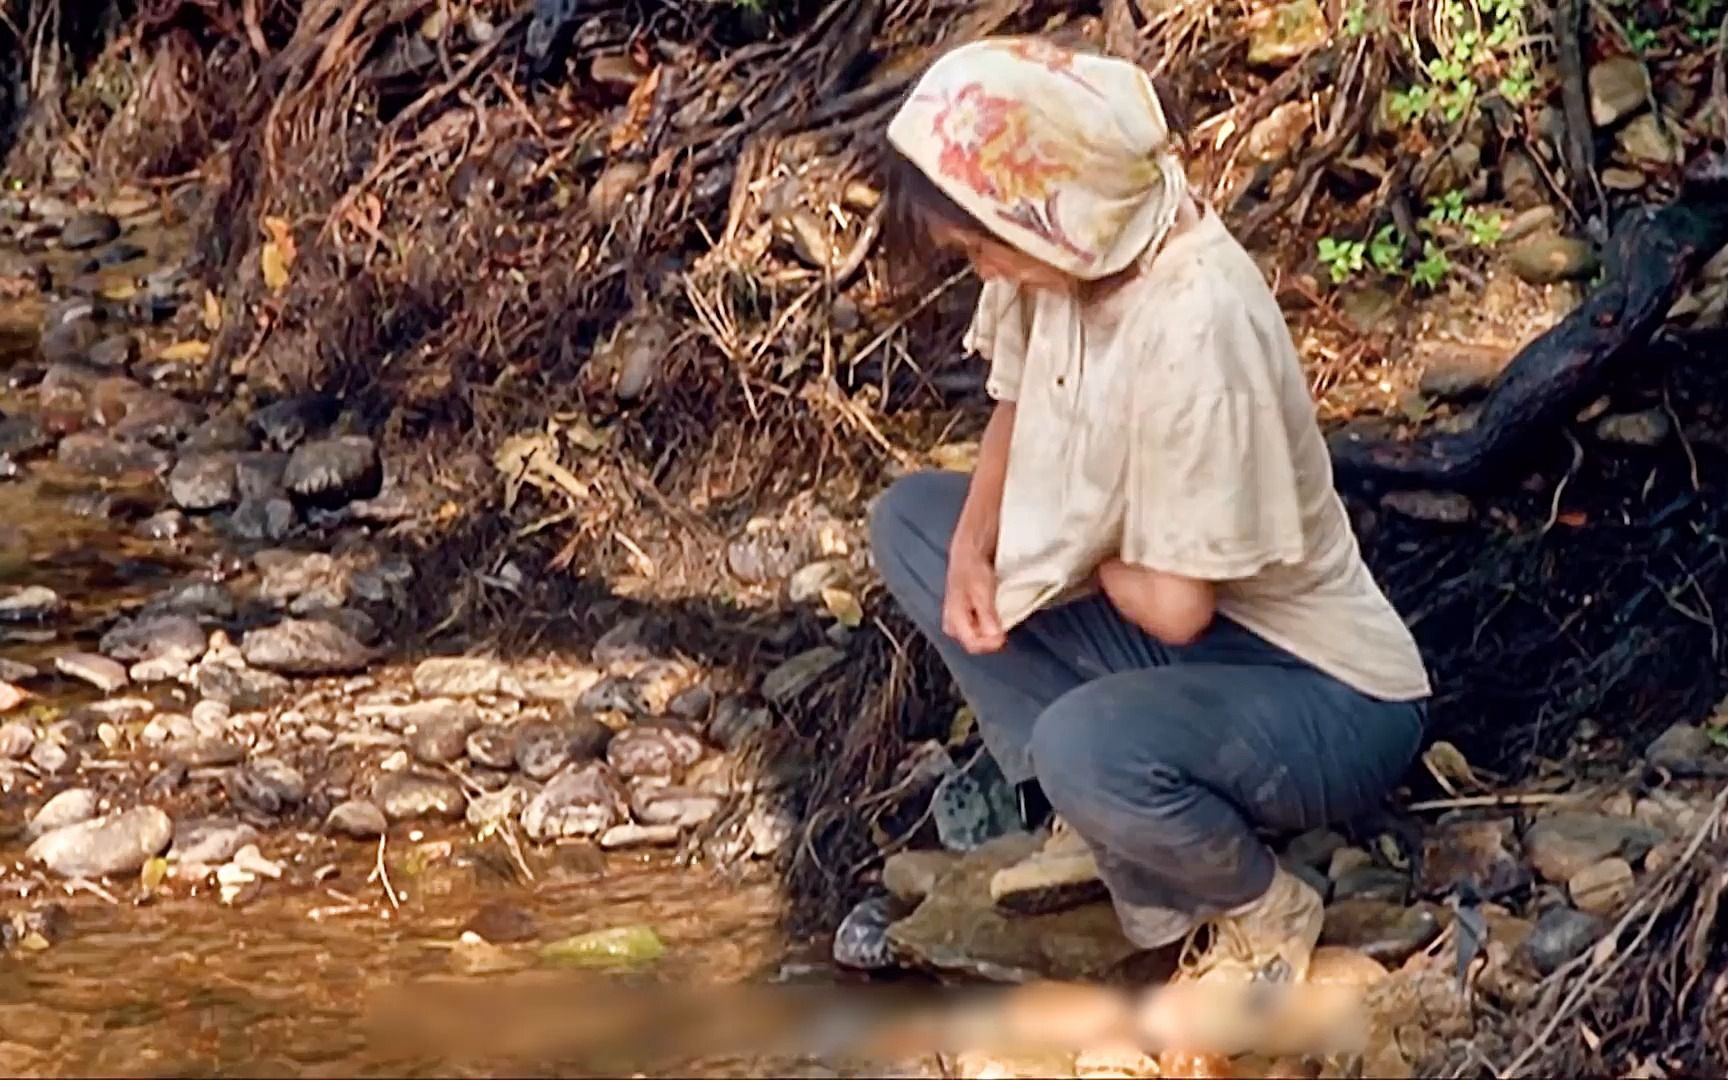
[869,471,1426,947]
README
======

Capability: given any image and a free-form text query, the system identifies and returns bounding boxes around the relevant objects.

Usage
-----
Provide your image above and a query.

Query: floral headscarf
[886,37,1189,280]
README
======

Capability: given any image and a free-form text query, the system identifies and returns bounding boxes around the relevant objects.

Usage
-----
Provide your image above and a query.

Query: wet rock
[1617,113,1682,166]
[56,431,171,477]
[96,380,199,443]
[1247,0,1327,67]
[521,761,628,841]
[0,720,33,759]
[1522,907,1605,975]
[513,720,572,780]
[1284,828,1347,870]
[409,708,480,765]
[463,901,539,944]
[60,212,121,251]
[227,757,307,816]
[168,817,258,868]
[0,657,37,682]
[1595,408,1672,449]
[1644,722,1726,777]
[1420,818,1529,898]
[465,782,532,830]
[1380,490,1473,525]
[29,740,73,774]
[628,784,721,828]
[168,453,239,511]
[762,646,845,704]
[348,558,415,605]
[143,762,186,800]
[241,618,371,675]
[146,580,236,621]
[1603,166,1647,191]
[255,550,352,612]
[0,585,62,622]
[195,660,290,709]
[54,652,128,692]
[1525,813,1663,883]
[374,773,466,822]
[0,415,50,458]
[606,721,704,779]
[1508,235,1599,285]
[284,435,382,508]
[668,683,714,722]
[412,656,522,698]
[164,735,246,767]
[100,614,205,665]
[1319,899,1445,966]
[1331,867,1411,904]
[579,674,647,714]
[465,726,517,770]
[1569,857,1635,915]
[251,394,340,451]
[1589,57,1649,127]
[234,451,289,500]
[600,822,682,849]
[834,894,898,970]
[788,559,848,604]
[883,850,962,904]
[326,799,388,839]
[933,752,1020,853]
[224,497,296,540]
[86,334,134,369]
[26,787,99,838]
[1327,847,1373,881]
[886,833,1140,982]
[27,806,172,878]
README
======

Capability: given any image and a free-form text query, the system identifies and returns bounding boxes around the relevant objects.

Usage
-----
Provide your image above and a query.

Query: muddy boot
[1136,864,1325,1056]
[988,817,1110,915]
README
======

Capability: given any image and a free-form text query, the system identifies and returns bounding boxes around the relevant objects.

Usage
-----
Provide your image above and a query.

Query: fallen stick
[1330,158,1728,490]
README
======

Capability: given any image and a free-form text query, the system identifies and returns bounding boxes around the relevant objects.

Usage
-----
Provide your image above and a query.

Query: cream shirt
[966,208,1432,702]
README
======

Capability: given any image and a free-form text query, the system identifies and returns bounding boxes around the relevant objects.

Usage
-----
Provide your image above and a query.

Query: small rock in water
[0,720,34,759]
[100,614,206,665]
[412,656,522,698]
[465,726,517,770]
[29,741,73,774]
[1569,857,1635,915]
[224,497,296,541]
[325,799,388,839]
[1522,907,1605,975]
[1319,899,1445,965]
[374,773,466,823]
[234,451,289,500]
[628,785,721,828]
[27,806,173,878]
[1588,57,1651,127]
[599,822,682,849]
[1596,409,1672,449]
[933,752,1020,853]
[1525,813,1663,883]
[227,758,307,816]
[56,432,171,477]
[146,580,236,621]
[255,550,351,611]
[463,902,539,944]
[168,453,239,511]
[165,735,246,767]
[240,619,371,675]
[1645,722,1726,777]
[27,788,100,838]
[284,435,382,508]
[833,895,898,970]
[168,817,258,867]
[521,761,628,841]
[60,212,121,251]
[0,586,62,622]
[606,722,704,779]
[539,925,665,967]
[54,652,128,693]
[250,394,340,452]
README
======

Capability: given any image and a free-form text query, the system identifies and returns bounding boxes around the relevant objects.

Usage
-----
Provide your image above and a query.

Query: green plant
[1388,0,1535,129]
[1410,242,1453,289]
[1369,225,1403,273]
[1318,237,1368,284]
[1426,190,1468,227]
[1463,209,1503,247]
[1627,22,1660,52]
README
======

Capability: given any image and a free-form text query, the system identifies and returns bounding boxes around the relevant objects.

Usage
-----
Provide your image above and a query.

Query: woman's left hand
[1097,558,1216,646]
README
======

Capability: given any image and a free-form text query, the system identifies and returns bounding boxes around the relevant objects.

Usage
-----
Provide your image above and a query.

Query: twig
[370,834,401,910]
[1541,431,1586,536]
[1405,792,1575,811]
[67,877,121,905]
[1663,384,1699,492]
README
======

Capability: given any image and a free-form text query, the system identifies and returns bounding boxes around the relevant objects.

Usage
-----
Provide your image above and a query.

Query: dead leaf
[99,278,137,302]
[1579,1023,1601,1052]
[159,340,211,362]
[260,216,296,292]
[202,289,222,332]
[0,680,28,712]
[609,65,663,152]
[1422,740,1483,795]
[1557,510,1588,528]
[929,442,980,472]
[493,429,589,511]
[947,706,977,748]
[821,587,863,628]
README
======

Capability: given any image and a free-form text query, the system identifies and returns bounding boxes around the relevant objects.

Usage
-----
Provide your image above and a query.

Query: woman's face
[932,222,1075,291]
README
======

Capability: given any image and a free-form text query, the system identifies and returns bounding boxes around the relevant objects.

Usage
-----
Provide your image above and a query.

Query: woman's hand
[1097,558,1216,646]
[944,524,1007,654]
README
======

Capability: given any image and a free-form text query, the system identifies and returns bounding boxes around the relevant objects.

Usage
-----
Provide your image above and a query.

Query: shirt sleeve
[964,280,1028,403]
[1120,318,1308,581]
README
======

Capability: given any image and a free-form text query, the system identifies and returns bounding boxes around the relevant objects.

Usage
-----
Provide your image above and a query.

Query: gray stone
[100,614,206,665]
[606,721,703,779]
[250,394,339,452]
[55,432,171,477]
[325,799,388,839]
[1508,235,1600,285]
[309,606,380,647]
[241,619,370,675]
[1331,866,1411,904]
[1522,907,1605,975]
[168,453,239,511]
[1320,899,1445,966]
[254,550,351,611]
[26,787,99,838]
[165,735,247,767]
[1380,490,1474,525]
[833,894,898,970]
[234,452,289,500]
[1525,813,1664,883]
[1616,113,1682,166]
[224,497,296,541]
[883,850,962,904]
[27,806,172,878]
[146,580,236,621]
[168,817,258,867]
[29,741,73,774]
[520,761,627,840]
[599,822,683,849]
[933,752,1020,853]
[227,757,307,816]
[0,586,62,622]
[194,660,289,710]
[627,784,721,828]
[60,212,121,251]
[1569,857,1635,915]
[1589,57,1650,127]
[0,720,34,759]
[374,773,466,823]
[466,726,517,769]
[408,705,480,765]
[762,647,845,704]
[1420,817,1530,898]
[1284,828,1348,869]
[412,656,521,698]
[1644,721,1726,776]
[54,652,128,692]
[1596,408,1673,449]
[284,436,381,508]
